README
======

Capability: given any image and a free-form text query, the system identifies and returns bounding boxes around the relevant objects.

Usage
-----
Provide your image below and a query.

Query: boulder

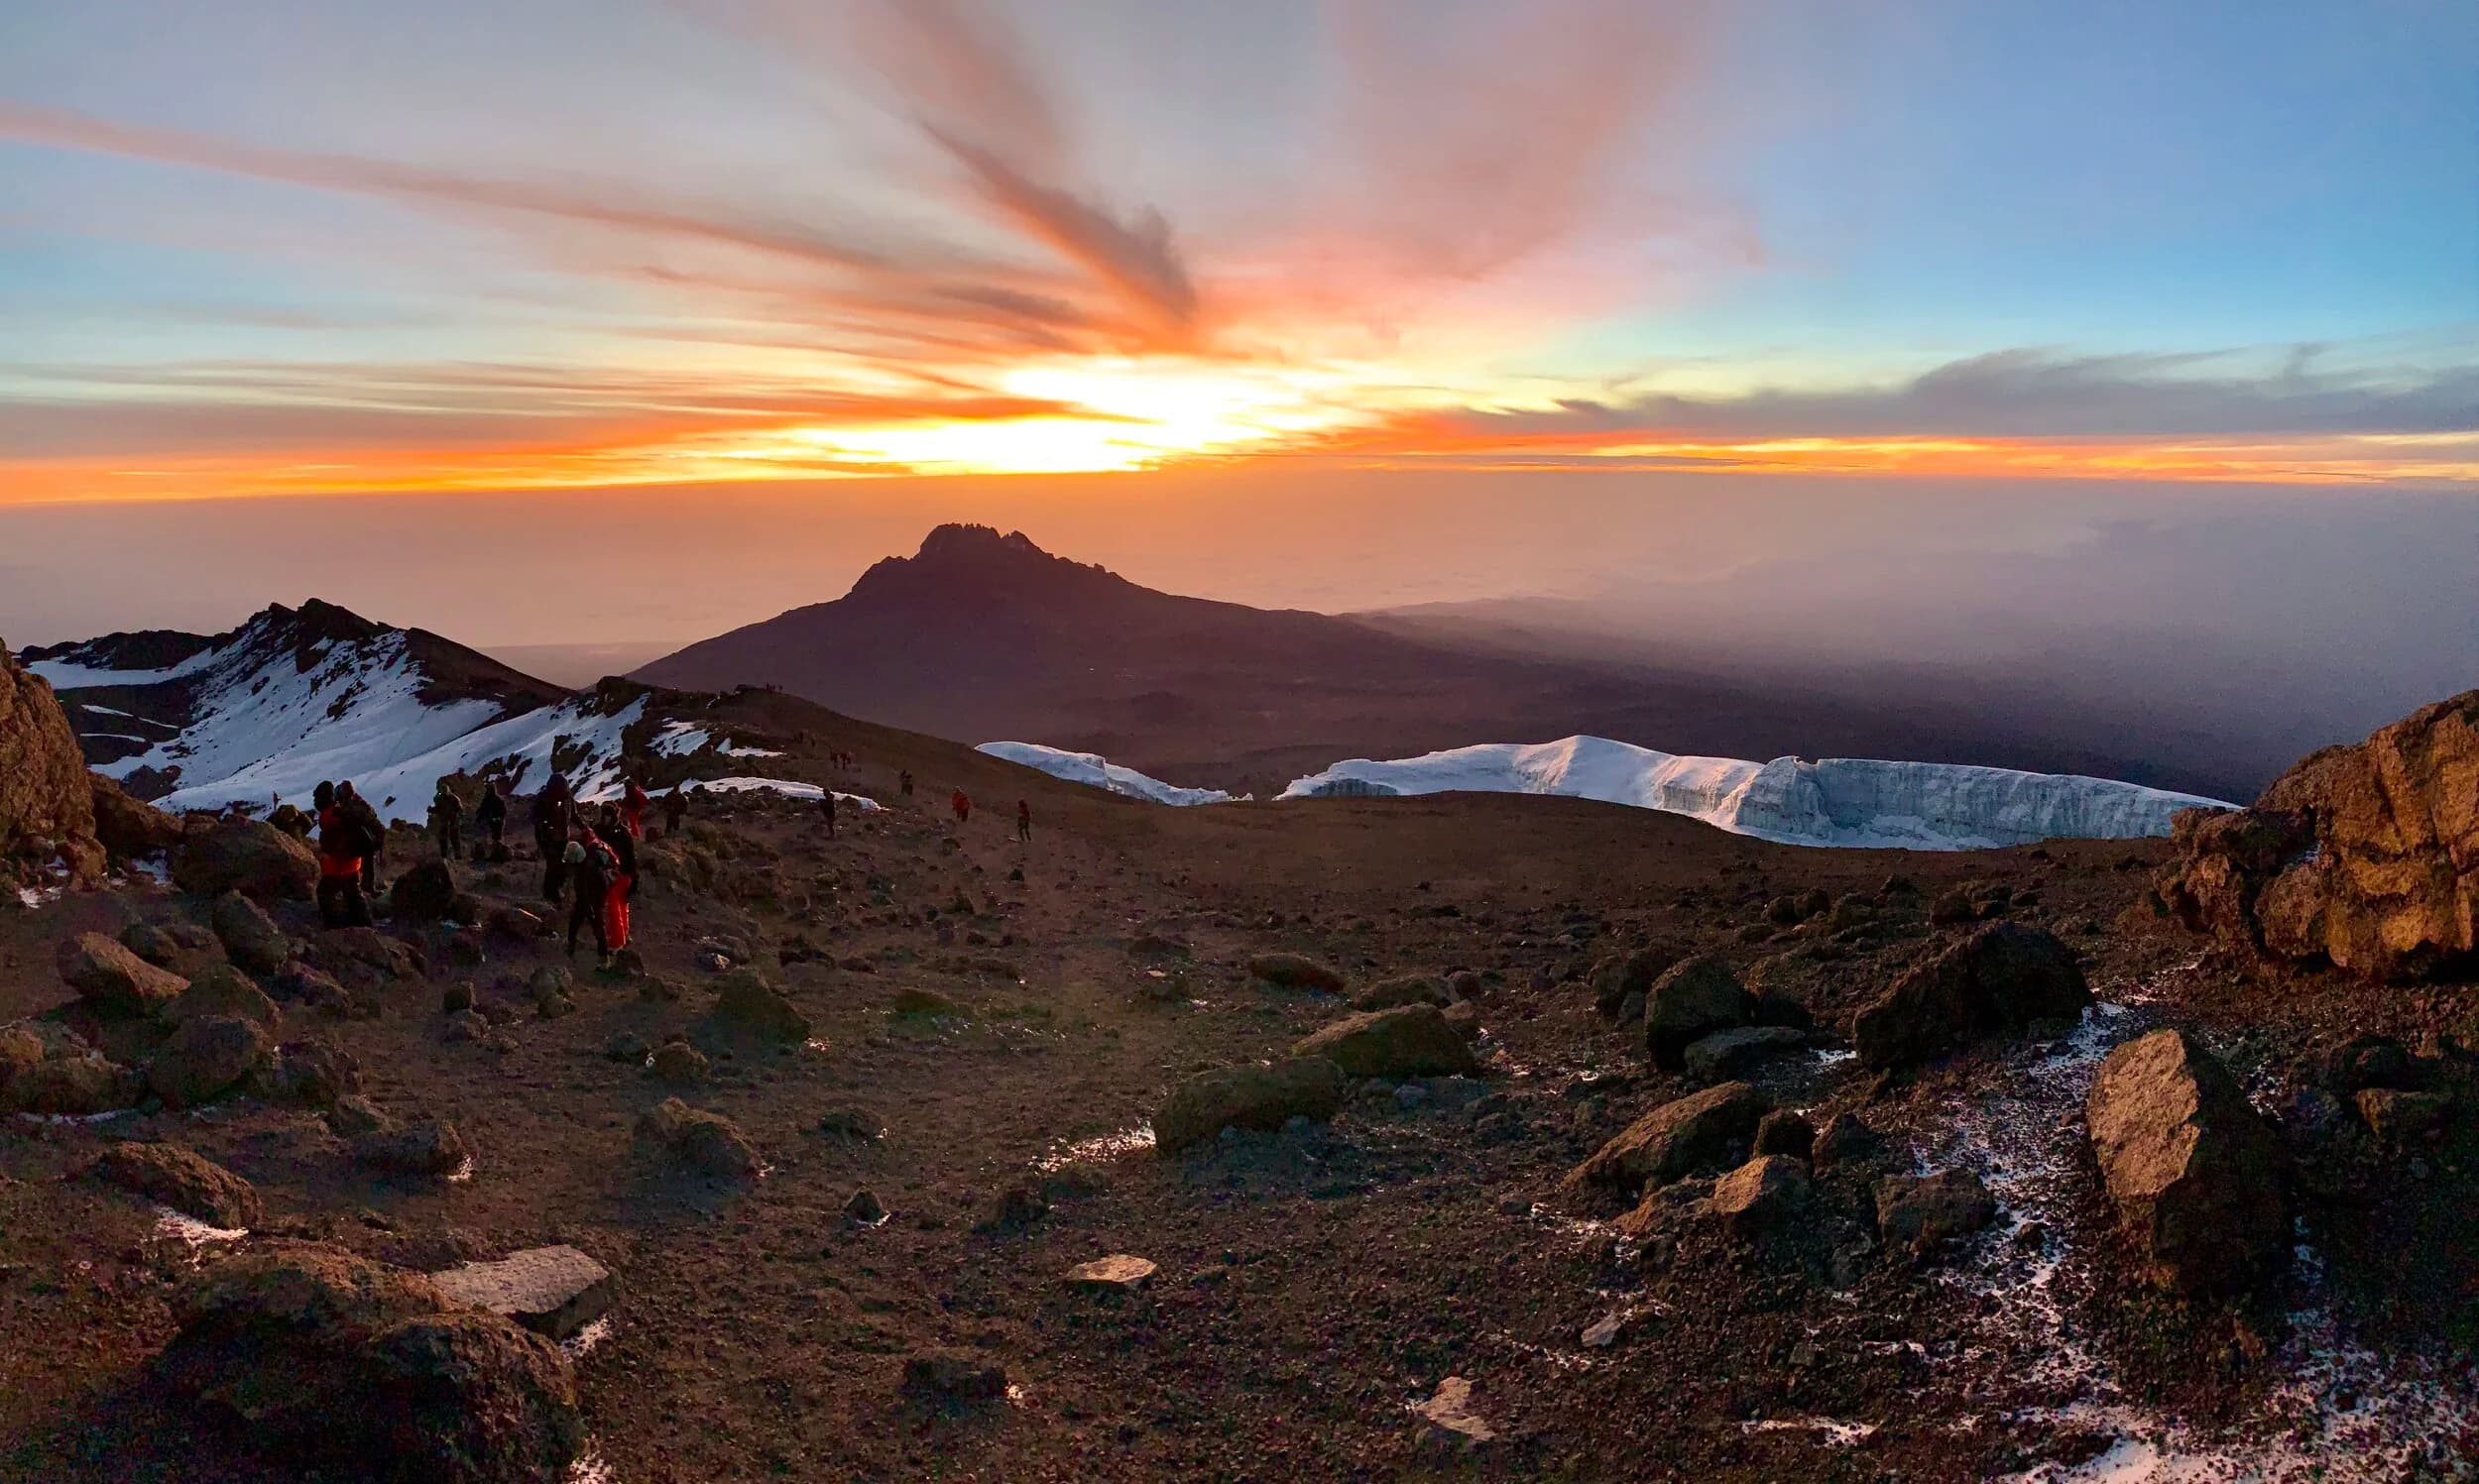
[269,964,350,1015]
[302,927,424,990]
[157,1241,582,1484]
[1413,1375,1497,1452]
[635,1098,760,1183]
[261,1040,357,1107]
[0,644,104,883]
[1851,922,2091,1070]
[1644,957,1755,1070]
[172,818,318,901]
[2086,1029,2287,1293]
[2355,1086,2454,1142]
[1246,953,1347,993]
[388,858,462,922]
[698,970,811,1047]
[1063,1254,1156,1292]
[2158,690,2479,980]
[170,964,282,1028]
[648,1041,708,1085]
[1290,1004,1478,1079]
[91,1142,262,1228]
[1752,1109,1815,1160]
[1155,1057,1346,1153]
[356,1118,471,1179]
[1,1027,137,1116]
[1591,947,1678,1017]
[1811,1111,1888,1171]
[1709,1154,1812,1239]
[89,774,180,858]
[1873,1170,1997,1256]
[427,1246,613,1341]
[1682,1025,1806,1082]
[1354,973,1448,1011]
[149,1014,273,1107]
[58,932,188,1016]
[117,921,181,967]
[1563,1082,1769,1196]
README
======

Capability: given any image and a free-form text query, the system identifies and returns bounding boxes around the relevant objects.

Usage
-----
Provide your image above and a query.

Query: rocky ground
[2,722,2475,1481]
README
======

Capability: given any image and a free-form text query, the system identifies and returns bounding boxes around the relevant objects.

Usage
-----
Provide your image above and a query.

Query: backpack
[576,838,618,889]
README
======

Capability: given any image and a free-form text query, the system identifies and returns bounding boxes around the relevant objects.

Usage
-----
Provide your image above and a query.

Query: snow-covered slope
[1279,737,2229,850]
[975,742,1238,806]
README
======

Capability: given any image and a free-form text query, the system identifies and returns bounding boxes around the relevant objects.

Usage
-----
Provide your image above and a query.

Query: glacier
[975,742,1238,807]
[1277,737,2230,851]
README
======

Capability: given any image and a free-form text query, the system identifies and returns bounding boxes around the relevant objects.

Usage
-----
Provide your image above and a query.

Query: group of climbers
[310,779,386,928]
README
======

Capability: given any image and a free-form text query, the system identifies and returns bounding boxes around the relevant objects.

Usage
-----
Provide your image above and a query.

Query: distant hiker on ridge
[899,769,914,798]
[1016,799,1032,843]
[820,787,838,841]
[951,788,971,826]
[313,781,372,928]
[661,784,688,838]
[475,777,509,860]
[429,780,463,859]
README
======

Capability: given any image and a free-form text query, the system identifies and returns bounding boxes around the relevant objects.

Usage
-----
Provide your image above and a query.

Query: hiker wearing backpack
[534,774,575,906]
[621,776,649,840]
[661,785,687,838]
[429,780,464,859]
[314,781,373,928]
[562,821,616,964]
[820,787,837,841]
[336,781,386,894]
[951,788,971,825]
[474,778,509,860]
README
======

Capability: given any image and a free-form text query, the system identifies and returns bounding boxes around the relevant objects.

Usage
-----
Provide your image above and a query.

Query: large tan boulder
[89,773,180,858]
[91,1142,262,1228]
[2161,690,2478,980]
[1290,1003,1477,1079]
[0,643,103,883]
[59,931,189,1016]
[173,817,319,901]
[2086,1028,2287,1293]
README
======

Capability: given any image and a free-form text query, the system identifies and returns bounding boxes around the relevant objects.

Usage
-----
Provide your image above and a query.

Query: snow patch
[977,742,1237,806]
[1279,737,2227,851]
[679,777,881,810]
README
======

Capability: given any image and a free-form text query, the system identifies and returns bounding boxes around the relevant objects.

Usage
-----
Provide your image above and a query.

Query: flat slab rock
[1063,1254,1157,1290]
[1415,1375,1497,1448]
[429,1244,613,1340]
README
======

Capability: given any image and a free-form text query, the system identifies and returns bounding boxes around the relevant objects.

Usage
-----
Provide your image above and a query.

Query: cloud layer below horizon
[1,0,2473,499]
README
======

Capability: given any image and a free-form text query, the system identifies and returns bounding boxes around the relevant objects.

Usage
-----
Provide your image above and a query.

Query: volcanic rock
[1644,957,1755,1070]
[648,1041,709,1085]
[91,1141,261,1228]
[1873,1170,1997,1256]
[698,970,811,1046]
[389,857,462,922]
[1851,922,2091,1070]
[636,1097,760,1183]
[1063,1254,1156,1291]
[89,773,179,858]
[149,1014,272,1107]
[169,964,282,1028]
[1354,973,1448,1011]
[1752,1109,1816,1160]
[1289,1004,1477,1079]
[1710,1154,1812,1239]
[0,644,103,882]
[428,1245,613,1341]
[1155,1057,1346,1153]
[1682,1024,1806,1082]
[1564,1082,1769,1196]
[172,818,318,901]
[356,1118,471,1179]
[2086,1028,2287,1293]
[1247,952,1347,993]
[59,932,188,1016]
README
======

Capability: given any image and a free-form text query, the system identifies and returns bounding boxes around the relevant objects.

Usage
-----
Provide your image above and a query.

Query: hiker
[1016,798,1032,843]
[899,769,914,798]
[337,781,385,894]
[661,784,688,837]
[314,781,372,928]
[474,778,509,860]
[621,776,649,840]
[598,803,638,954]
[562,820,615,964]
[429,780,464,859]
[819,787,837,840]
[951,788,971,825]
[533,773,575,905]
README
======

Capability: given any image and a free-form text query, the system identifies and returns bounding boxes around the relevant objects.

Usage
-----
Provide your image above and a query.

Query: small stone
[816,1107,884,1140]
[427,1245,613,1340]
[441,980,474,1014]
[1063,1253,1156,1291]
[442,1010,486,1043]
[2356,1086,2453,1142]
[1414,1375,1496,1450]
[354,1118,469,1178]
[1394,1083,1431,1111]
[1752,1110,1815,1160]
[844,1188,887,1224]
[647,1041,709,1085]
[1874,1169,1998,1257]
[91,1141,261,1228]
[1709,1154,1812,1239]
[604,1032,650,1063]
[1581,1311,1630,1348]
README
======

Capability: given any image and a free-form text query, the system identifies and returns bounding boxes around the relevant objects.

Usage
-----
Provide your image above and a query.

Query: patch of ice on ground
[564,1444,618,1484]
[679,777,882,810]
[976,742,1239,806]
[1033,1123,1156,1172]
[561,1316,614,1359]
[1740,1417,1878,1446]
[1279,737,2228,851]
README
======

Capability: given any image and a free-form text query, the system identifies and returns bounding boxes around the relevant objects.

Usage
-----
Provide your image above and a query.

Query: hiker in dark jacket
[1016,798,1032,843]
[429,781,464,858]
[533,774,575,905]
[562,822,614,963]
[819,788,837,840]
[337,781,386,894]
[661,785,688,838]
[474,778,509,859]
[314,781,372,928]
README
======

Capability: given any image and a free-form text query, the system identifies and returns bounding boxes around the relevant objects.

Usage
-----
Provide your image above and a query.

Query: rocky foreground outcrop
[2086,1028,2288,1293]
[0,640,103,884]
[2161,689,2478,980]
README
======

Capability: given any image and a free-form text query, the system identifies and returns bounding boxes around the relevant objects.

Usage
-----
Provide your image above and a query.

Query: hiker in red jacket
[597,803,637,955]
[950,788,971,825]
[621,776,649,840]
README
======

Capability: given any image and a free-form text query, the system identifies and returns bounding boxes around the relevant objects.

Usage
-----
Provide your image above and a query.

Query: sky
[0,0,2473,513]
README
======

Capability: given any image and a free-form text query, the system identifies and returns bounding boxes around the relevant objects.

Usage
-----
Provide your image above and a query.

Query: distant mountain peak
[914,523,1048,561]
[843,523,1125,609]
